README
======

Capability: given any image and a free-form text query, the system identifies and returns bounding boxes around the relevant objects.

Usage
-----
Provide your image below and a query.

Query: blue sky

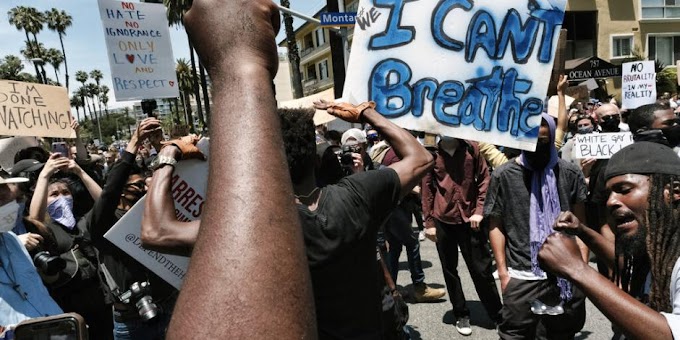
[0,0,324,110]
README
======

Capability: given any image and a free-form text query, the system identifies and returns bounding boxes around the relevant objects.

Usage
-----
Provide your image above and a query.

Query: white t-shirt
[662,257,680,338]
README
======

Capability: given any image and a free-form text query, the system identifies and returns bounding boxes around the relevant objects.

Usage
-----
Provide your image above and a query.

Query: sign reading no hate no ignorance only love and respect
[98,0,179,101]
[343,0,567,151]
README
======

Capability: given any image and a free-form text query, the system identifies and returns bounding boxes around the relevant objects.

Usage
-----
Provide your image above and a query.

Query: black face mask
[662,125,680,148]
[600,116,621,132]
[525,142,551,169]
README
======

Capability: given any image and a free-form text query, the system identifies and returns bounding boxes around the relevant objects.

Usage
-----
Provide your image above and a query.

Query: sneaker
[418,231,426,241]
[455,317,472,336]
[413,282,446,302]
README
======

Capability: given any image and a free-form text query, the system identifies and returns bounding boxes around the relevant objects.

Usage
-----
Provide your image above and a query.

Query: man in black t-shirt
[282,100,433,339]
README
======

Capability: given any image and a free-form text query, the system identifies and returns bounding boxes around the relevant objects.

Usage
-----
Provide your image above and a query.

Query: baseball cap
[8,159,44,177]
[341,128,367,145]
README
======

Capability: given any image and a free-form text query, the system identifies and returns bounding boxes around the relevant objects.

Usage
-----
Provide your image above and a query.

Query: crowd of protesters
[2,0,680,339]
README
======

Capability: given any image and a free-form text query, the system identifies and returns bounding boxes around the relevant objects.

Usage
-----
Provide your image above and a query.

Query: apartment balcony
[303,77,334,97]
[300,43,331,65]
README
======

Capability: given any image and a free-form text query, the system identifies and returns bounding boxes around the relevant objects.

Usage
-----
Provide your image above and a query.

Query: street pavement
[393,232,614,339]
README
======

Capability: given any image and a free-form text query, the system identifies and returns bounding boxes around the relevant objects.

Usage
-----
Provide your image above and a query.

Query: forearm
[142,166,198,255]
[168,67,315,338]
[569,264,673,339]
[478,142,508,169]
[78,169,102,201]
[578,224,615,269]
[74,134,88,161]
[29,176,50,222]
[489,223,508,276]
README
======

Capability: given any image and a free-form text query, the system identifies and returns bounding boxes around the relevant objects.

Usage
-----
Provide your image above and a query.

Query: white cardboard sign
[98,0,179,101]
[104,139,209,289]
[622,61,657,110]
[343,0,567,151]
[573,132,634,159]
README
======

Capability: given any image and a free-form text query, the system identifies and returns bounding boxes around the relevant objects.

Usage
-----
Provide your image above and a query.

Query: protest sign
[343,0,567,151]
[0,80,75,138]
[622,61,656,109]
[98,0,179,101]
[0,136,39,171]
[105,138,209,289]
[573,132,634,159]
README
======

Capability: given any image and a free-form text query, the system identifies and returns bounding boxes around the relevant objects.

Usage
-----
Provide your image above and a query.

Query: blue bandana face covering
[47,195,76,229]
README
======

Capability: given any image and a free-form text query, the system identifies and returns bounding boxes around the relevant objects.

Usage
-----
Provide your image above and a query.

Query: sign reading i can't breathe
[343,0,567,151]
[622,60,657,110]
[98,0,179,101]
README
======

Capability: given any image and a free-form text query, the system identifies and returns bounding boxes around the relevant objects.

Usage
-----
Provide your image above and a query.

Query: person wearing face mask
[485,113,590,339]
[560,115,597,166]
[28,155,111,339]
[0,174,63,332]
[629,103,680,154]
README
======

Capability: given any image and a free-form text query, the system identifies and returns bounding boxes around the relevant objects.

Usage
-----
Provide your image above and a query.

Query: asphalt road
[393,233,615,339]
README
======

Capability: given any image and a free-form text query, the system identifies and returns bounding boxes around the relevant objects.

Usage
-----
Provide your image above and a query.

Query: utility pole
[326,0,347,98]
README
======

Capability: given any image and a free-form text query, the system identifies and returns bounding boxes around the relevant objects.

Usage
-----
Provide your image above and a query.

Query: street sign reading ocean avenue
[320,12,358,27]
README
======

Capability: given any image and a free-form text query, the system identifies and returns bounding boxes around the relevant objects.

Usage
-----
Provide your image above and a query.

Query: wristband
[150,155,177,171]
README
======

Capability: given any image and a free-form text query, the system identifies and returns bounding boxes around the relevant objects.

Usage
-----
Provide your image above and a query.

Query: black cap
[8,159,44,176]
[605,142,680,181]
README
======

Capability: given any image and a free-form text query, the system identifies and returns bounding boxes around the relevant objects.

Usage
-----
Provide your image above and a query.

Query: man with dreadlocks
[539,141,680,339]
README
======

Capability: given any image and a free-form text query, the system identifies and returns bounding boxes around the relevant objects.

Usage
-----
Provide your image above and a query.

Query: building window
[315,28,326,47]
[612,35,633,58]
[641,0,680,19]
[648,35,680,66]
[562,11,597,59]
[306,64,317,81]
[303,34,314,50]
[319,60,329,80]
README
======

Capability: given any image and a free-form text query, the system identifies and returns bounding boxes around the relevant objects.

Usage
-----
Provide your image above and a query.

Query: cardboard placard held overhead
[98,0,179,101]
[0,80,75,138]
[573,132,634,159]
[105,138,209,289]
[343,0,567,151]
[622,61,656,109]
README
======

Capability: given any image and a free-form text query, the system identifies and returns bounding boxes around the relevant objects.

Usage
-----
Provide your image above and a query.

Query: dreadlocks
[615,174,680,312]
[646,173,680,312]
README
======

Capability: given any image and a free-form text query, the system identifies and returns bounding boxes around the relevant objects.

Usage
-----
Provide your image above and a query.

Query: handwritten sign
[105,138,209,289]
[573,132,634,159]
[98,0,179,101]
[0,80,75,138]
[343,0,567,151]
[622,61,656,110]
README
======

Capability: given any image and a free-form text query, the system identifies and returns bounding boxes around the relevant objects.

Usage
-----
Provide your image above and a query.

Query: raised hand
[538,232,585,278]
[553,211,583,236]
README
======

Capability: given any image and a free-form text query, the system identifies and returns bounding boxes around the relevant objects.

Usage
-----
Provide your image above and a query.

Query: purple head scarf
[518,113,572,301]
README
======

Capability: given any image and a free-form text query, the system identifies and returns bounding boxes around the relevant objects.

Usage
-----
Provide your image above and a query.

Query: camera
[118,281,158,321]
[340,144,361,166]
[33,251,66,276]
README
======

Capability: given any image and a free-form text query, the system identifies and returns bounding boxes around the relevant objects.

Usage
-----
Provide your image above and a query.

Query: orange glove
[161,135,204,160]
[314,100,375,123]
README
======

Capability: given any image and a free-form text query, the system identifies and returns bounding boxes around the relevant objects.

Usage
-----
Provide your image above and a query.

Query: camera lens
[136,295,159,321]
[33,251,66,276]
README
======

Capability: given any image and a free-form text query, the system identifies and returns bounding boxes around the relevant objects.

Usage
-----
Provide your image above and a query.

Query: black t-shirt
[484,159,587,271]
[299,168,400,340]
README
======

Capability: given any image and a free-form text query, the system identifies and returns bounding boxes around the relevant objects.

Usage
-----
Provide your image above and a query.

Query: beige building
[279,1,679,98]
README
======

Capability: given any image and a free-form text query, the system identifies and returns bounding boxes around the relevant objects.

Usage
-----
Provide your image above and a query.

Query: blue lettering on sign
[431,0,473,51]
[496,9,539,64]
[368,59,543,137]
[369,0,416,50]
[465,10,497,62]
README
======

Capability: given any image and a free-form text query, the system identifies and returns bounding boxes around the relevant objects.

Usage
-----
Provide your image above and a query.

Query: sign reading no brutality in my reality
[105,139,209,289]
[622,60,656,110]
[343,0,567,151]
[573,132,634,159]
[0,80,75,138]
[98,0,179,101]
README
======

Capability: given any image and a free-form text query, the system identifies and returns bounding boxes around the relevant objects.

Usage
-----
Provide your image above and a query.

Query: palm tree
[70,94,83,122]
[9,6,46,83]
[44,48,64,85]
[86,83,103,142]
[100,85,110,115]
[90,69,105,117]
[281,0,303,99]
[176,58,195,132]
[75,86,90,121]
[45,8,72,90]
[75,71,95,116]
[164,0,205,129]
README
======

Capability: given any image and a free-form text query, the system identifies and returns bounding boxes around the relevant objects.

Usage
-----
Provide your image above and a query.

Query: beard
[615,215,648,258]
